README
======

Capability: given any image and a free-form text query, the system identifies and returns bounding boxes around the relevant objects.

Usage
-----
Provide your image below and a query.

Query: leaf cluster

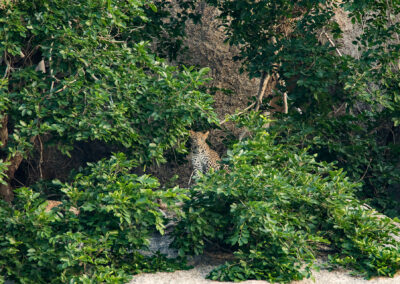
[0,0,217,164]
[270,113,400,216]
[173,114,400,283]
[0,153,188,283]
[205,0,400,216]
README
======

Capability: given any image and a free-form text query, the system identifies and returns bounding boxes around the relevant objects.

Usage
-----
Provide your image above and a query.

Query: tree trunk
[0,115,7,148]
[1,153,24,202]
[0,114,27,203]
[0,114,12,202]
[0,183,14,203]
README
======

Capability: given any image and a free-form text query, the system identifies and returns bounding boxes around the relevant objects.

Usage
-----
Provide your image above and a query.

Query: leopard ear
[189,130,195,136]
[204,131,209,138]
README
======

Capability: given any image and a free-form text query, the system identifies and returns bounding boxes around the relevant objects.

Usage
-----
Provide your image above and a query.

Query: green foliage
[207,0,342,110]
[0,160,8,185]
[173,114,400,283]
[205,0,400,215]
[1,0,400,282]
[270,114,400,216]
[0,153,188,283]
[0,0,217,164]
[206,0,399,116]
[344,0,400,125]
[0,78,7,114]
[138,0,201,60]
[0,1,211,281]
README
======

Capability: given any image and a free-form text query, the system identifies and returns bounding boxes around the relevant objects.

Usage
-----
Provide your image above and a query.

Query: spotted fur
[45,200,80,215]
[189,130,222,179]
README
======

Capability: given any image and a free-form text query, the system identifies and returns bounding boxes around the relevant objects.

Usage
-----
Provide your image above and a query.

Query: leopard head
[189,130,209,148]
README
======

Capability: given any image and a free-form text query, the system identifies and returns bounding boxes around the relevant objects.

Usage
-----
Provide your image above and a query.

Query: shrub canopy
[173,114,400,283]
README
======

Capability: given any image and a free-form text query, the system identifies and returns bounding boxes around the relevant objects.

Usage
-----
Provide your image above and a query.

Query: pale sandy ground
[130,263,400,284]
[130,234,400,284]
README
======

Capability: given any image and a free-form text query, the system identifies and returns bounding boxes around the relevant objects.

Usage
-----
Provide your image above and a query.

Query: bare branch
[0,115,8,148]
[255,72,271,112]
[37,135,44,179]
[323,31,342,57]
[2,52,10,79]
[49,37,55,91]
[54,79,77,94]
[283,92,288,114]
[220,101,256,125]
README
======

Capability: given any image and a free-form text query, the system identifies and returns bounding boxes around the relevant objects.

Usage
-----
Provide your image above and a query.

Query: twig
[24,43,39,66]
[12,176,25,186]
[323,31,342,57]
[98,36,126,44]
[188,170,194,186]
[3,64,9,79]
[37,135,44,179]
[255,72,267,110]
[358,158,372,182]
[219,71,277,126]
[0,115,8,148]
[219,101,256,125]
[49,37,55,91]
[283,92,288,114]
[54,79,77,94]
[90,74,99,81]
[255,72,271,112]
[330,102,348,117]
[2,52,10,79]
[388,126,396,144]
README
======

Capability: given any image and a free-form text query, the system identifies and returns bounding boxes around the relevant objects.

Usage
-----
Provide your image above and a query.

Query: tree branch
[323,31,342,57]
[255,72,271,112]
[0,114,8,148]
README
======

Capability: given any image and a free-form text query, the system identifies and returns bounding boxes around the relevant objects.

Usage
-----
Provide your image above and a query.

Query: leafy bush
[0,153,188,283]
[205,0,400,216]
[270,114,400,216]
[1,0,217,161]
[138,0,202,60]
[0,0,218,203]
[172,114,400,283]
[0,161,8,186]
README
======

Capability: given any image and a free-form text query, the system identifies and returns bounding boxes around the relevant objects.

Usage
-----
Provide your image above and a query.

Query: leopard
[189,130,224,181]
[45,200,80,215]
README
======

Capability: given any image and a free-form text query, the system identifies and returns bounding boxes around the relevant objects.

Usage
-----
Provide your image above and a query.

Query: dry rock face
[333,7,362,58]
[177,2,259,121]
[178,2,362,115]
